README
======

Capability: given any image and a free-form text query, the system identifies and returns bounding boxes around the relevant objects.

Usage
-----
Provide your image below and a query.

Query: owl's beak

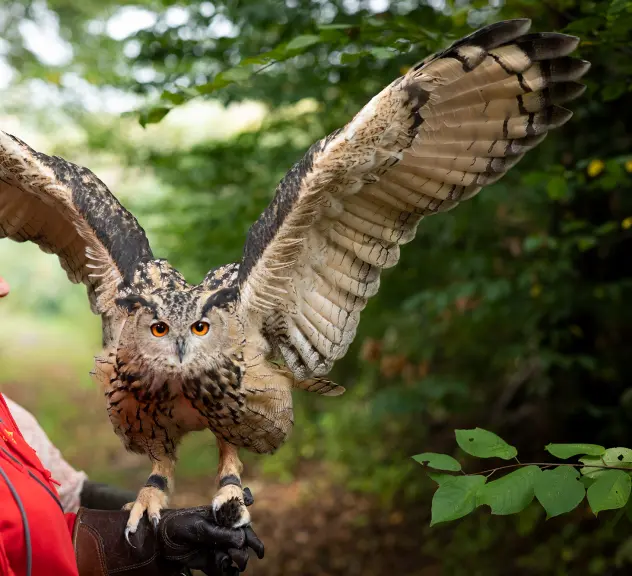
[175,337,187,363]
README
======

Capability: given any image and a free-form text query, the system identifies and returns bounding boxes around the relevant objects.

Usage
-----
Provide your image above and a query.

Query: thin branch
[253,61,277,75]
[463,462,632,476]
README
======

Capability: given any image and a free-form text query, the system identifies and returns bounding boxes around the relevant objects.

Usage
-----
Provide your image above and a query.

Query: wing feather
[0,132,153,314]
[237,19,590,379]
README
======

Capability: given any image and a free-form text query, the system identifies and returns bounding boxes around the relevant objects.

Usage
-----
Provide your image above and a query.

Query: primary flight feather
[0,19,590,536]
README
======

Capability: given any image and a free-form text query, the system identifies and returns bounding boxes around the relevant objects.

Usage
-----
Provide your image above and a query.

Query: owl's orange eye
[191,321,210,337]
[151,322,169,337]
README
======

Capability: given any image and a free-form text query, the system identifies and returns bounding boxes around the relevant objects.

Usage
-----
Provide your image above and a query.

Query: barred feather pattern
[0,132,153,318]
[238,18,590,380]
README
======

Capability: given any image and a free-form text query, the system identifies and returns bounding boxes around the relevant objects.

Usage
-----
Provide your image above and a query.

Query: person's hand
[73,505,264,576]
[159,506,264,576]
[0,276,9,298]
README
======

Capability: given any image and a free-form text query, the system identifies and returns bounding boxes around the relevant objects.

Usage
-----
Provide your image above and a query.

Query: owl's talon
[243,487,254,507]
[212,485,251,528]
[124,486,168,541]
[124,526,137,548]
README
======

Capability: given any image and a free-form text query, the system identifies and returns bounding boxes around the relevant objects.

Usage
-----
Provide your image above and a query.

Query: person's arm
[5,395,137,512]
[5,395,91,512]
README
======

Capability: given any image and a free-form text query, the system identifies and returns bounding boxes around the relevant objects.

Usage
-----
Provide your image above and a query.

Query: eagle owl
[0,19,589,537]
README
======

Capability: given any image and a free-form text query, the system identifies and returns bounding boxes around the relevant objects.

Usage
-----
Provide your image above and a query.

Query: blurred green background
[1,0,632,574]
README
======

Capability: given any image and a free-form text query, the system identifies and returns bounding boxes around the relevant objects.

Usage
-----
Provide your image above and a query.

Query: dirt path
[173,468,434,576]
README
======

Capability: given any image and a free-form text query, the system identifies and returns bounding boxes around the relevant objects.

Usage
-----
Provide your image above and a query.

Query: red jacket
[0,393,79,576]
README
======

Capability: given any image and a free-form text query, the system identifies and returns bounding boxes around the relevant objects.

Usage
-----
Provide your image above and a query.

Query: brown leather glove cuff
[72,508,170,576]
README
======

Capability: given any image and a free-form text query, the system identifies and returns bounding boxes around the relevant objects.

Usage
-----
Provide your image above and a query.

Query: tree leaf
[318,23,354,30]
[370,47,396,60]
[430,475,486,526]
[219,67,252,82]
[580,447,632,479]
[608,0,630,17]
[546,176,570,201]
[476,466,541,515]
[428,472,457,485]
[340,51,368,64]
[580,475,597,490]
[196,66,252,95]
[139,105,172,127]
[545,443,606,459]
[455,428,517,460]
[412,452,462,472]
[587,470,632,515]
[286,34,321,52]
[534,466,586,519]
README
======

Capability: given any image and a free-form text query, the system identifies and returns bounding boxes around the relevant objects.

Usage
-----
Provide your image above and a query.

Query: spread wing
[0,132,153,315]
[236,19,590,380]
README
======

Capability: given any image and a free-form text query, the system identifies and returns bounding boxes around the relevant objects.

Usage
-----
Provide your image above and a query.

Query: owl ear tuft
[201,287,239,317]
[115,294,157,314]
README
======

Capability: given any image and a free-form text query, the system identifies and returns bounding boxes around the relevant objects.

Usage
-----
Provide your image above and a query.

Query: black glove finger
[216,550,240,576]
[200,551,230,576]
[244,526,265,559]
[198,522,246,550]
[227,547,249,572]
[242,487,254,507]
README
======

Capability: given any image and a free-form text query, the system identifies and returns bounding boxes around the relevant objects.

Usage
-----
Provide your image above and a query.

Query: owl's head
[115,287,239,376]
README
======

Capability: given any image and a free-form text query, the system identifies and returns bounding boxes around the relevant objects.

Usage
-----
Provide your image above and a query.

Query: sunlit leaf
[580,448,632,479]
[587,159,605,177]
[286,34,322,52]
[220,67,252,82]
[455,428,517,460]
[139,106,172,127]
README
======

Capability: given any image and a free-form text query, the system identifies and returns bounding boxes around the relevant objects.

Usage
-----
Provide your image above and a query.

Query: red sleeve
[66,513,77,535]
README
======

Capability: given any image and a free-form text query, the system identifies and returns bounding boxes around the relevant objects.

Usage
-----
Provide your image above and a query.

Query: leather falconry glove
[80,480,138,511]
[73,506,264,576]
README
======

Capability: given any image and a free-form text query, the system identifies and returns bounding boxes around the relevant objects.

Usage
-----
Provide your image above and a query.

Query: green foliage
[545,444,606,459]
[414,428,632,525]
[580,448,632,479]
[430,474,486,526]
[476,466,541,516]
[412,453,462,472]
[456,428,518,460]
[534,467,586,519]
[587,471,631,515]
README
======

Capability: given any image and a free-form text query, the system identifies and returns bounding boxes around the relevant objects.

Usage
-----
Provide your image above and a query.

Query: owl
[0,19,589,539]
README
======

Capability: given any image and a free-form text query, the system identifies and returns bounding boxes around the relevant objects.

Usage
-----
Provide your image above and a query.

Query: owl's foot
[212,483,253,528]
[123,485,169,545]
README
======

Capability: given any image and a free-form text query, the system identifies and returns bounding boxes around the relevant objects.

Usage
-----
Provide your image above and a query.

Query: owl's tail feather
[293,377,345,397]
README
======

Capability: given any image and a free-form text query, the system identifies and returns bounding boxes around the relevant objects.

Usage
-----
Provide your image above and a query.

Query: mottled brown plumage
[0,19,589,535]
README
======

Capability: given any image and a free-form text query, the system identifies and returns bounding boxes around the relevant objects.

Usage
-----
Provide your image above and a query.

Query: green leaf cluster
[414,429,632,525]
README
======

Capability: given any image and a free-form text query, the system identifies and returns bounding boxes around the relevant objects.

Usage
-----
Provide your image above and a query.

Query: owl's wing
[236,19,590,380]
[0,132,154,314]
